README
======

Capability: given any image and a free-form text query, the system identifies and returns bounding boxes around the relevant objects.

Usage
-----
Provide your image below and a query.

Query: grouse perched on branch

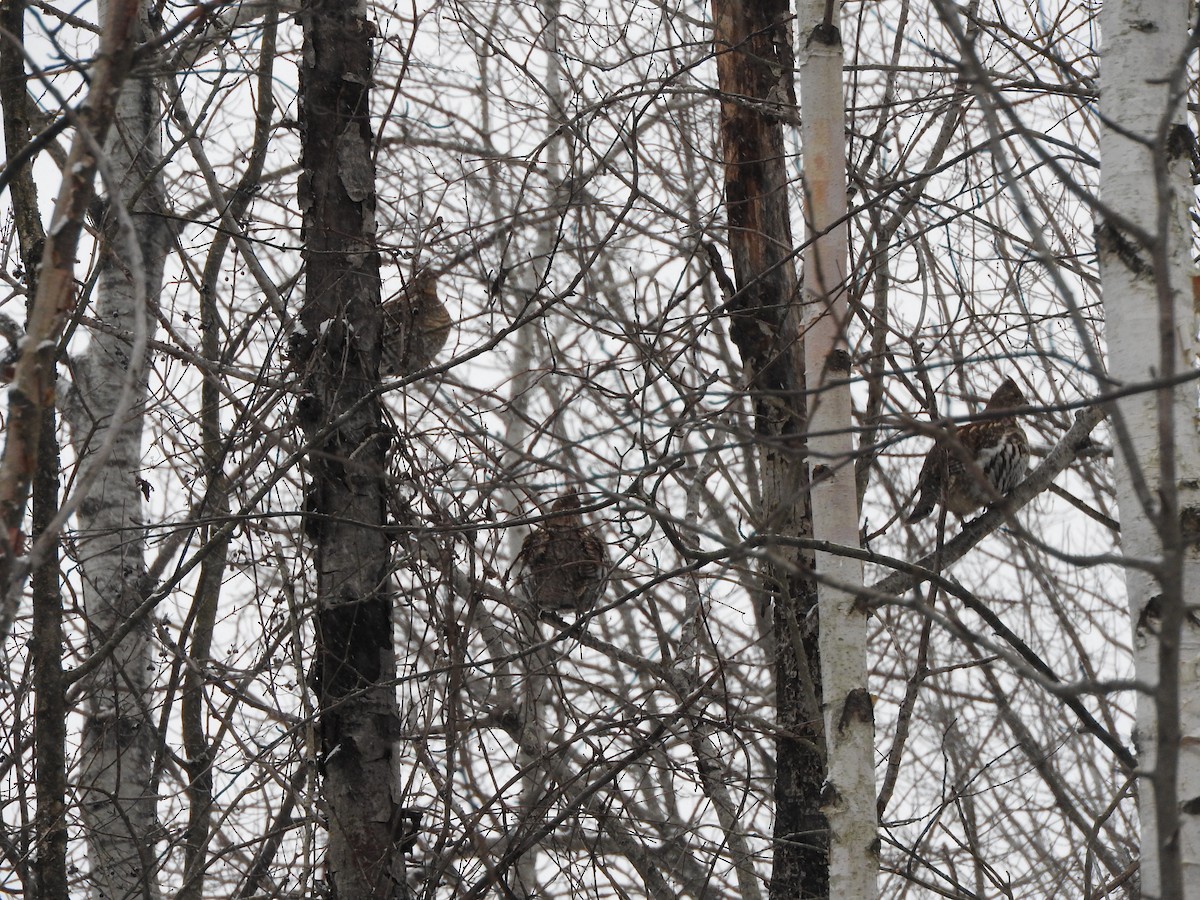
[380,270,451,376]
[907,377,1030,524]
[517,492,607,612]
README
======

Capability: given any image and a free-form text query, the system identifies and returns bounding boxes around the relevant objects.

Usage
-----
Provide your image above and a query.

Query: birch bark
[66,4,168,894]
[795,0,877,894]
[1097,0,1200,894]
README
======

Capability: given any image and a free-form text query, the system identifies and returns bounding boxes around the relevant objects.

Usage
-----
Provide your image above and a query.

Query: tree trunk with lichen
[296,0,408,894]
[710,0,828,895]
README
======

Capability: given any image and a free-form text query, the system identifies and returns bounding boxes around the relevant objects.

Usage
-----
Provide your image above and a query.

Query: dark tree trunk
[298,0,407,894]
[710,1,829,896]
[0,6,65,896]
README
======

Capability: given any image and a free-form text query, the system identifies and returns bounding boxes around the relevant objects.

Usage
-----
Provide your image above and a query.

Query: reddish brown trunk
[1,5,66,894]
[710,1,828,896]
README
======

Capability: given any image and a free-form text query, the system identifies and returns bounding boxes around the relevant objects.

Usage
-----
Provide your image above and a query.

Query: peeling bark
[0,0,141,616]
[298,0,407,893]
[710,0,828,895]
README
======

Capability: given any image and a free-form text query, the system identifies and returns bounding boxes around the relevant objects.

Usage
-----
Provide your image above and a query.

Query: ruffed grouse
[380,270,451,376]
[517,492,607,612]
[907,377,1030,523]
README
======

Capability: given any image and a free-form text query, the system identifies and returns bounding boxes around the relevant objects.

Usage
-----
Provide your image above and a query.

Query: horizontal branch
[870,402,1109,597]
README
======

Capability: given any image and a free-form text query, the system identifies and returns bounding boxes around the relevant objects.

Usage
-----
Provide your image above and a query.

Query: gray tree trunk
[297,0,407,893]
[66,5,168,895]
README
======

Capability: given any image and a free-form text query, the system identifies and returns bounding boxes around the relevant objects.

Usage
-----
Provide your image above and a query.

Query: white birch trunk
[66,10,167,894]
[1097,0,1200,895]
[796,0,877,894]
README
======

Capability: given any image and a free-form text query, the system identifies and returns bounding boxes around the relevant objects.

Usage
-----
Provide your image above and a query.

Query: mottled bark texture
[0,0,140,616]
[297,0,407,894]
[61,4,168,896]
[710,1,828,896]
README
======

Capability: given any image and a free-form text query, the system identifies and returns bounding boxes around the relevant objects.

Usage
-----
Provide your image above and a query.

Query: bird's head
[984,377,1026,414]
[404,270,441,307]
[550,491,583,514]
